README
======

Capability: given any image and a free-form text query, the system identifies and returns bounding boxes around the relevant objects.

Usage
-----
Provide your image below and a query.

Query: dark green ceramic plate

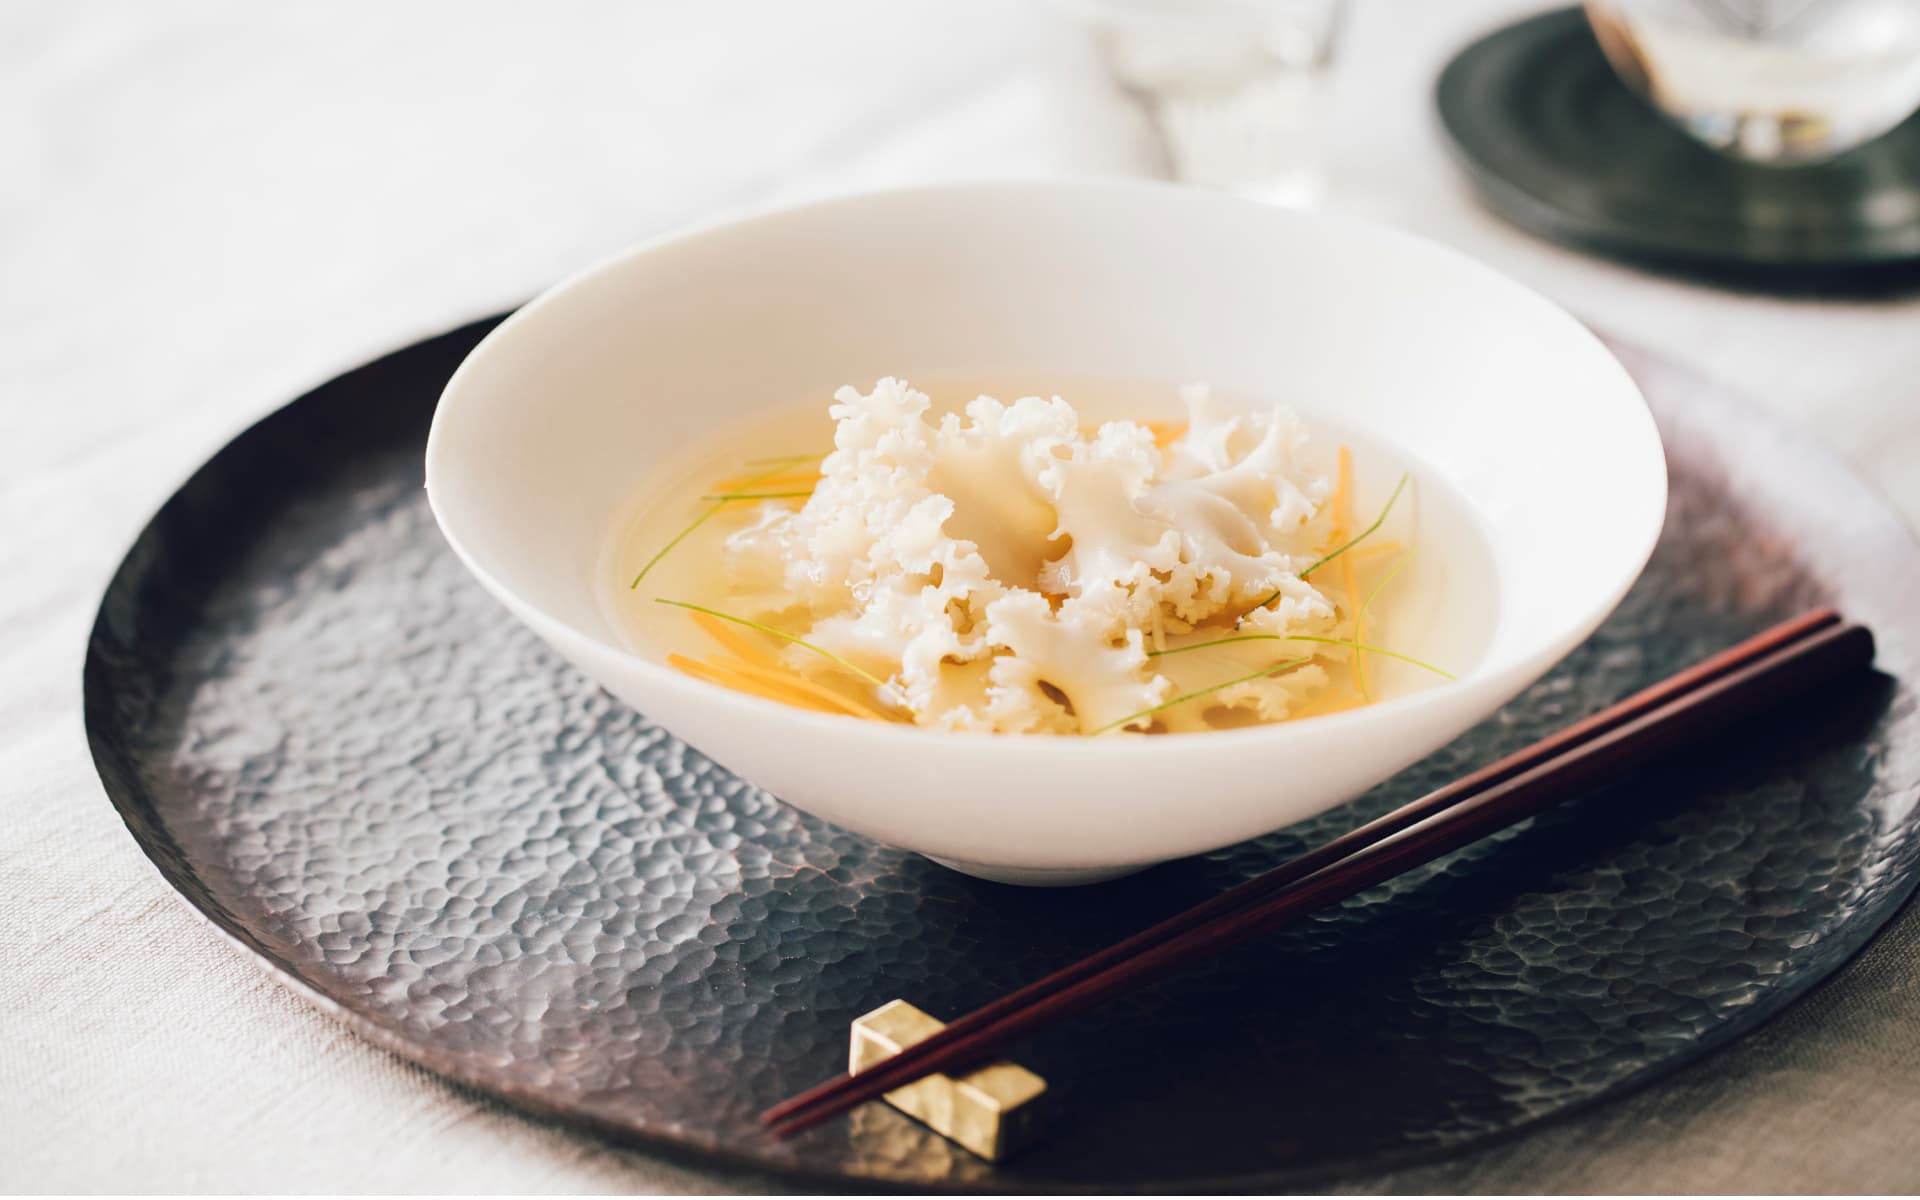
[1436,8,1920,281]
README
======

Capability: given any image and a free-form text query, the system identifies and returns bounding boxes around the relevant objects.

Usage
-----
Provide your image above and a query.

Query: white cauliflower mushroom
[723,378,1345,734]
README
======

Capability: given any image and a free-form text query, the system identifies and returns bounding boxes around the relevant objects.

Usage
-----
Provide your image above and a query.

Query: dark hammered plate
[84,314,1920,1191]
[1436,8,1920,281]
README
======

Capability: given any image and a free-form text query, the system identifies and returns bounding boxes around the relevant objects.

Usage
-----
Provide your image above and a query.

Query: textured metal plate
[1436,8,1920,283]
[84,315,1920,1189]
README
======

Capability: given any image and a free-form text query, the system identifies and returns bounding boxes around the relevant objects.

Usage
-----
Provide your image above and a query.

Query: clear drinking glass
[1586,0,1920,164]
[1070,0,1345,206]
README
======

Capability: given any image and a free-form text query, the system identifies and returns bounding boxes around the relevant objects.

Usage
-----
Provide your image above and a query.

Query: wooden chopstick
[764,607,1842,1128]
[764,610,1869,1137]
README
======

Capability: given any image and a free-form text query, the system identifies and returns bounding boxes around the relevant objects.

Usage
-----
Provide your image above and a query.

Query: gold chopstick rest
[848,999,1050,1161]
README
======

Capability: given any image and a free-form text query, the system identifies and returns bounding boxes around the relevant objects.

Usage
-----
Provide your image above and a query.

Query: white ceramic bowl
[426,180,1665,886]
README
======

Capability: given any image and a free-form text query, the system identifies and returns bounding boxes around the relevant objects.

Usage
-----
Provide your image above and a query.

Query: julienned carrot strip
[1078,421,1187,450]
[706,469,820,494]
[665,654,813,711]
[705,654,835,711]
[1330,447,1368,700]
[687,612,892,720]
[1144,421,1187,451]
[711,654,893,721]
[690,611,772,664]
[1321,448,1352,557]
[667,653,841,715]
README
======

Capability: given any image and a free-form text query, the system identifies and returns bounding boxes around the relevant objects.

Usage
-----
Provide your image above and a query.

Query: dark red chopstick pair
[762,608,1874,1139]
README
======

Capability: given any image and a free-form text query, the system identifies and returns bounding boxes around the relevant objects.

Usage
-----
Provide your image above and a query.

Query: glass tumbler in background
[1586,0,1920,164]
[1068,0,1345,206]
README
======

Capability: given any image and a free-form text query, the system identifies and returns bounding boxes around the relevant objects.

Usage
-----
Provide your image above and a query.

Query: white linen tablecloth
[5,1,1919,1190]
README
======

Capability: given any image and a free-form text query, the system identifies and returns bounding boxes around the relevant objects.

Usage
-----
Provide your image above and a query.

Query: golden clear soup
[599,376,1500,731]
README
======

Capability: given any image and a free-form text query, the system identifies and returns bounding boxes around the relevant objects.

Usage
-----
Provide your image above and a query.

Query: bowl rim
[426,177,1668,759]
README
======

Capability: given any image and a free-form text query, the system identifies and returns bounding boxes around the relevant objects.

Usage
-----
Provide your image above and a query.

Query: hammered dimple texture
[84,319,1920,1190]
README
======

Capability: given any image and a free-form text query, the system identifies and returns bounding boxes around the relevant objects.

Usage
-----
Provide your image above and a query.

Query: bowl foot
[923,856,1150,887]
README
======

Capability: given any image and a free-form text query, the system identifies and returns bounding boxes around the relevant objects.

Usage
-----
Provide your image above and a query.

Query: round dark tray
[84,314,1920,1189]
[1436,7,1920,281]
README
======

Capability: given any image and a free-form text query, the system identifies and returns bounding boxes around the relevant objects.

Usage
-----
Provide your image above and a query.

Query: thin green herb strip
[654,598,895,693]
[1302,472,1409,579]
[1350,551,1412,701]
[1148,632,1452,679]
[1278,635,1453,678]
[1357,551,1410,620]
[699,489,816,501]
[1238,471,1410,620]
[630,460,798,589]
[1090,656,1313,736]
